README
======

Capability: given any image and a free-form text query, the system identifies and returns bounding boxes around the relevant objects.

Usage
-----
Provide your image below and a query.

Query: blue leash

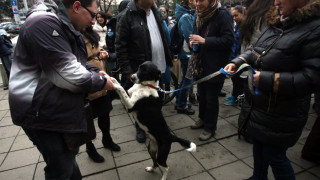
[158,63,259,95]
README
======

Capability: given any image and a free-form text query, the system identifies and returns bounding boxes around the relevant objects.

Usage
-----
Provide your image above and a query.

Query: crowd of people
[4,0,320,179]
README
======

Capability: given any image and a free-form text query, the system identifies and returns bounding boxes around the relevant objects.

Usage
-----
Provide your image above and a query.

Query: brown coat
[85,37,108,101]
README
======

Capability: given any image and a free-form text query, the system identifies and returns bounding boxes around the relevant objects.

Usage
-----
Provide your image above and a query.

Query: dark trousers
[198,82,223,132]
[23,128,82,180]
[252,139,295,180]
[231,75,245,98]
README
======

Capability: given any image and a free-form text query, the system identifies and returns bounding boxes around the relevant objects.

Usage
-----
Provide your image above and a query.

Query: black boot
[86,142,104,163]
[102,135,121,151]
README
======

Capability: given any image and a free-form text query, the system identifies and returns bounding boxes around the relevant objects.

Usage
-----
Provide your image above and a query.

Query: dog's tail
[172,136,196,152]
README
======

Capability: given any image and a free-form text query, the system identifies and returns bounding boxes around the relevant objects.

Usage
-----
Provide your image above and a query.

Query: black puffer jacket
[233,0,320,148]
[115,1,172,76]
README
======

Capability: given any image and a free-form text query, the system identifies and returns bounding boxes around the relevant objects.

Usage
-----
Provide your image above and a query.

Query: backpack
[169,13,187,55]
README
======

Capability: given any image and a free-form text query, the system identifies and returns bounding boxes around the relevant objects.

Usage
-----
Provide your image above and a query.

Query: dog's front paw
[110,77,120,85]
[145,166,155,172]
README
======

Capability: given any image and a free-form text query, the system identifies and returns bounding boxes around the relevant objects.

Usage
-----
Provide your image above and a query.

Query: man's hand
[253,70,260,87]
[103,74,115,90]
[99,50,109,60]
[224,63,237,74]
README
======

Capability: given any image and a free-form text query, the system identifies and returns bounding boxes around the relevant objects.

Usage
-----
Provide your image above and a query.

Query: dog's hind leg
[145,139,158,172]
[157,143,171,180]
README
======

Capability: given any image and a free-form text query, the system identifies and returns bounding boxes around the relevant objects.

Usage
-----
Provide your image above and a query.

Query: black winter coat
[194,8,234,83]
[115,1,172,76]
[233,1,320,148]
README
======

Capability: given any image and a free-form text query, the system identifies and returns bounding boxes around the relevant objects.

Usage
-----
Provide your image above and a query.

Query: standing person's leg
[199,82,223,141]
[175,58,194,114]
[264,144,295,180]
[251,139,269,180]
[225,75,243,105]
[23,128,82,180]
[1,55,12,78]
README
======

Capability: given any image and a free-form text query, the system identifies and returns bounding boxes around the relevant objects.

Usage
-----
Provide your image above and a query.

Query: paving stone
[298,128,311,145]
[309,166,320,178]
[0,110,8,121]
[0,100,9,111]
[296,171,320,180]
[113,140,149,167]
[110,101,127,117]
[224,115,239,128]
[165,114,195,131]
[34,162,45,180]
[215,119,237,139]
[192,142,237,170]
[305,115,317,130]
[219,105,241,118]
[209,160,252,180]
[111,125,136,144]
[83,169,119,180]
[0,116,13,127]
[0,125,20,139]
[0,147,40,171]
[117,159,162,180]
[165,151,204,180]
[218,136,253,159]
[0,164,36,180]
[0,153,6,165]
[287,143,317,169]
[182,172,214,180]
[0,137,15,153]
[110,113,133,129]
[11,135,35,151]
[162,103,179,117]
[77,149,115,176]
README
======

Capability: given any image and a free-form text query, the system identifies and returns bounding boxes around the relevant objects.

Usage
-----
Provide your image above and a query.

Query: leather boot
[102,135,121,151]
[86,142,104,163]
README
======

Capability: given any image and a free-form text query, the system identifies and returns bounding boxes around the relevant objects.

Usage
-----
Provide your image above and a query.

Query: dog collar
[141,83,159,90]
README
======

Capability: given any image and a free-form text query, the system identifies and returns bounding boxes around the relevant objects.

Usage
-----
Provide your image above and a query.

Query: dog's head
[131,61,161,84]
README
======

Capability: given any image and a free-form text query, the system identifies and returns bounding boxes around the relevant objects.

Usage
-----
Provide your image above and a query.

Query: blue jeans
[23,128,82,180]
[0,55,12,78]
[198,82,223,132]
[252,139,295,180]
[175,58,193,108]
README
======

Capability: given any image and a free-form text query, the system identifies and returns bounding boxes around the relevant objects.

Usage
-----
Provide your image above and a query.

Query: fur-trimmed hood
[267,0,320,25]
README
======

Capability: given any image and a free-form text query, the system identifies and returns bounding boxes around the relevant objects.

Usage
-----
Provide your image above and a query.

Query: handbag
[63,102,96,150]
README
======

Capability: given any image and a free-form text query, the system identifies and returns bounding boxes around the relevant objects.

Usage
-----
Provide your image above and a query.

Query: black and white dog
[111,61,196,180]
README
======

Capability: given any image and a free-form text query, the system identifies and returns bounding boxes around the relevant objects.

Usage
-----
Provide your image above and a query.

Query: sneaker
[225,95,234,101]
[3,86,8,90]
[86,143,105,163]
[199,130,214,141]
[191,119,204,129]
[224,98,235,106]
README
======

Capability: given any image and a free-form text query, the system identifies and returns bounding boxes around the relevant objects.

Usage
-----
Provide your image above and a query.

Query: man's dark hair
[62,0,97,8]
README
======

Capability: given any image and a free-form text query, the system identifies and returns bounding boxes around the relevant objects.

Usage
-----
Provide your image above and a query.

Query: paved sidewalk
[0,79,319,180]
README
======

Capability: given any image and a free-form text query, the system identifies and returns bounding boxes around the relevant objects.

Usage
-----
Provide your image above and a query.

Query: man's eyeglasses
[83,6,97,19]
